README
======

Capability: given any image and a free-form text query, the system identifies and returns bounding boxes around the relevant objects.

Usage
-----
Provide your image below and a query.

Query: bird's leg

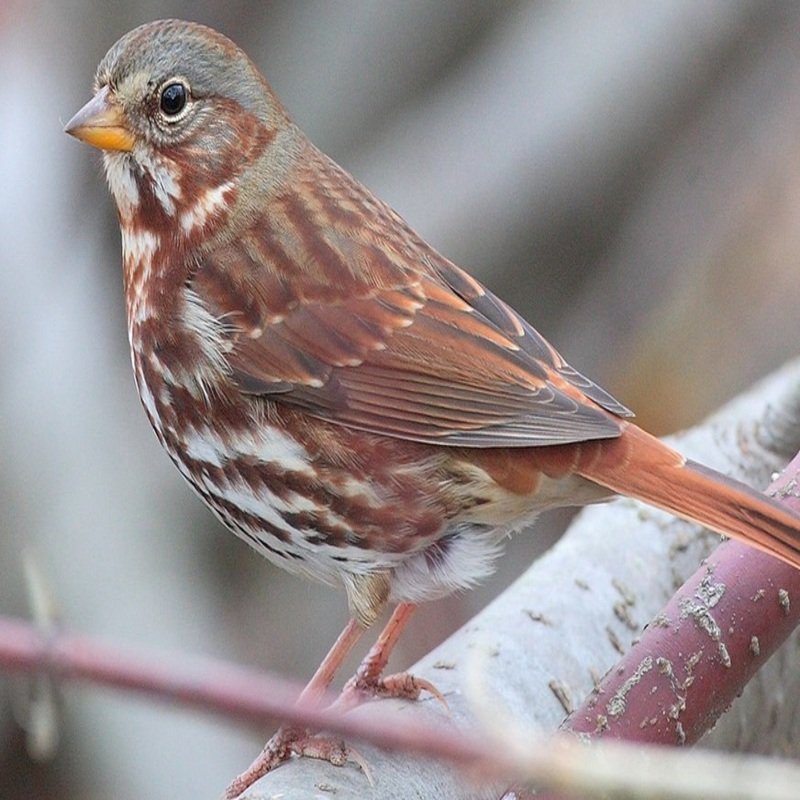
[224,617,365,799]
[335,602,446,711]
[224,603,446,797]
[225,575,442,796]
[296,616,366,705]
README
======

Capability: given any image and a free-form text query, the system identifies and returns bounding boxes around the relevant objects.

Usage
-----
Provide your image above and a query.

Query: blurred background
[3,1,800,797]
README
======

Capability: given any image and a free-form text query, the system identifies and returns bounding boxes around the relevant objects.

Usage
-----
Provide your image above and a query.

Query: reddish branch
[0,614,494,769]
[1,614,298,725]
[566,452,800,742]
[6,614,800,800]
[0,616,476,759]
[507,451,800,799]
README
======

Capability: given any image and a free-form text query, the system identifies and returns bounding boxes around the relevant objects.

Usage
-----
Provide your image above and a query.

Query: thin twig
[2,614,800,799]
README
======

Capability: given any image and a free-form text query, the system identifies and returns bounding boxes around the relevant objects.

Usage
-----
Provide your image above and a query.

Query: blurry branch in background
[2,361,800,799]
[2,615,800,799]
[15,550,62,762]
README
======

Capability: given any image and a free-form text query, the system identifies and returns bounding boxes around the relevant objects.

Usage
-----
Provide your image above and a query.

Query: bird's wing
[191,166,631,448]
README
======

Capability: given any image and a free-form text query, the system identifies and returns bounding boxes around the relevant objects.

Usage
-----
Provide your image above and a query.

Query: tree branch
[4,615,800,799]
[4,361,800,799]
[244,358,800,799]
[510,452,800,800]
[566,467,800,746]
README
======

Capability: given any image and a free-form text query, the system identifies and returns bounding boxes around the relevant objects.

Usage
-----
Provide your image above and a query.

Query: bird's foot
[223,605,439,797]
[335,667,446,711]
[223,725,370,798]
[334,650,447,712]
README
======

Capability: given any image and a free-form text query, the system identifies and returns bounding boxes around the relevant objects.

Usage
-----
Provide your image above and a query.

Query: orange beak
[64,85,135,152]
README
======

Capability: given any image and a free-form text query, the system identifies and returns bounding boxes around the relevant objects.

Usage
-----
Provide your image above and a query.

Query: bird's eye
[160,82,188,117]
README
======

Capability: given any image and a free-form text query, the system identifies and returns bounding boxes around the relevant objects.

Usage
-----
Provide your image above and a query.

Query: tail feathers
[575,424,800,570]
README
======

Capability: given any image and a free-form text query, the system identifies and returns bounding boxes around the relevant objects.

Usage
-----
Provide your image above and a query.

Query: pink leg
[337,603,446,711]
[296,617,365,705]
[224,604,443,798]
[348,602,417,685]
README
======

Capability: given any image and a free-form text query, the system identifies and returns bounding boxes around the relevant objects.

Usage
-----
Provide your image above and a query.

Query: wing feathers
[191,154,629,448]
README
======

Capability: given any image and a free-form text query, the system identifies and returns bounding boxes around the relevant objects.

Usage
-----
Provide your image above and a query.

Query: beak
[64,85,135,152]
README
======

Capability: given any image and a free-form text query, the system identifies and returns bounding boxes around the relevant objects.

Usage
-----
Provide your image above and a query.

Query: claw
[380,672,449,710]
[224,605,422,796]
[337,670,448,712]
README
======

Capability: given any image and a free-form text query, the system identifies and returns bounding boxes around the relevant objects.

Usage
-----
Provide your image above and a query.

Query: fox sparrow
[66,18,800,797]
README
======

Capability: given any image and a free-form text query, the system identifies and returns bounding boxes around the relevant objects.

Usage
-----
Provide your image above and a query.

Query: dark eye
[160,82,188,117]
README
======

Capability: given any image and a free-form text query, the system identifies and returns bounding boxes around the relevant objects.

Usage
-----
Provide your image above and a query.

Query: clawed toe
[224,605,425,797]
[338,670,448,711]
[380,672,448,708]
[223,725,371,798]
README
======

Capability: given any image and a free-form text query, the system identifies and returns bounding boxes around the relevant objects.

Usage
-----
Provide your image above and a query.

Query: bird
[65,18,800,797]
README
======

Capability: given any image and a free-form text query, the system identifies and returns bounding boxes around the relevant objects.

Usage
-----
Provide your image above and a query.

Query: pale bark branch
[4,361,800,799]
[245,358,800,799]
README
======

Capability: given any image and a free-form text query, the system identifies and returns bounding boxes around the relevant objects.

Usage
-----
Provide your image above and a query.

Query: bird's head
[65,19,292,233]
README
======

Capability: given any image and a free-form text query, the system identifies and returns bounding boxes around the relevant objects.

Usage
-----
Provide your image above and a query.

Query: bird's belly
[158,415,433,587]
[131,350,459,585]
[130,348,610,600]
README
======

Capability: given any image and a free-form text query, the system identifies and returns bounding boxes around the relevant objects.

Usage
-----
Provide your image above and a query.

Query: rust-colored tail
[569,423,800,569]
